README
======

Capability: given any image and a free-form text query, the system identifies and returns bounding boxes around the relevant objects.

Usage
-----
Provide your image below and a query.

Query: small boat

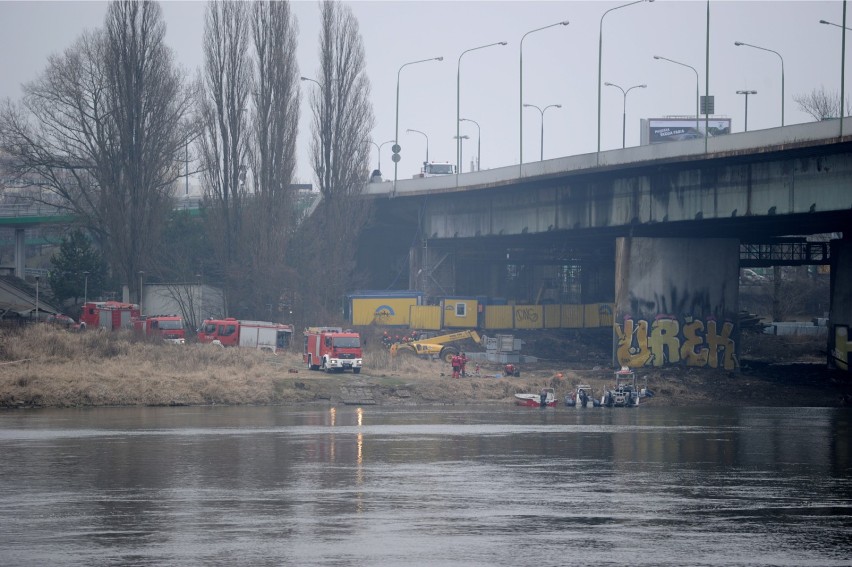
[602,367,654,407]
[515,388,557,407]
[565,385,600,408]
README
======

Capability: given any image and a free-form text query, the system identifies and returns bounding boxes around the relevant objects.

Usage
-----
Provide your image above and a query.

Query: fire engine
[79,301,140,331]
[198,318,294,353]
[133,315,186,344]
[303,327,363,373]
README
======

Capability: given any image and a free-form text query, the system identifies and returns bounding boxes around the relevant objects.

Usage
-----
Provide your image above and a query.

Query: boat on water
[602,367,653,407]
[515,388,557,407]
[565,385,600,407]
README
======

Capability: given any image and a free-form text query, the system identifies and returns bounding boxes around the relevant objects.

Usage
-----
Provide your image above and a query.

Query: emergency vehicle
[303,327,363,373]
[198,318,294,353]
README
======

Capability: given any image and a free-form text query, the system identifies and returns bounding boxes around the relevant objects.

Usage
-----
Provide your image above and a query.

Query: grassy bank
[1,325,850,408]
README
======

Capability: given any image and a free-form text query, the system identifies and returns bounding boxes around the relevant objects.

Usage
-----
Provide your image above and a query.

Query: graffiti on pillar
[615,314,738,370]
[832,325,850,371]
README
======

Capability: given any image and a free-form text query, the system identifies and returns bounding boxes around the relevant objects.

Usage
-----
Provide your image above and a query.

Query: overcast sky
[0,1,846,186]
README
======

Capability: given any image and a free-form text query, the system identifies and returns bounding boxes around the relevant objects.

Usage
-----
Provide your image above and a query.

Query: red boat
[514,388,556,407]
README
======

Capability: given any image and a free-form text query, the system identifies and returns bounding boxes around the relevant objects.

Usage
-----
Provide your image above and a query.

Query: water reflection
[0,406,849,566]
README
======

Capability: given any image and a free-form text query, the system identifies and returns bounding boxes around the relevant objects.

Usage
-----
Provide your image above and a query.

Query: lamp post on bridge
[459,118,481,171]
[736,90,757,132]
[457,41,507,176]
[523,103,561,161]
[406,129,429,166]
[520,20,569,167]
[734,41,784,126]
[654,55,700,137]
[604,82,646,148]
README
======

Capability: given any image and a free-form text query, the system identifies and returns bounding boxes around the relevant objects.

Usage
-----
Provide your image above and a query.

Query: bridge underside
[356,137,852,371]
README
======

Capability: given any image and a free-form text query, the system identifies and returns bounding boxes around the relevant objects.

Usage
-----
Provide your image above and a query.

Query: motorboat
[602,367,653,407]
[565,385,600,407]
[515,388,557,407]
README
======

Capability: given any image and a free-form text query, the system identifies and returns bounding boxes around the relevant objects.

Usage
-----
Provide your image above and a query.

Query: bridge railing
[0,203,68,218]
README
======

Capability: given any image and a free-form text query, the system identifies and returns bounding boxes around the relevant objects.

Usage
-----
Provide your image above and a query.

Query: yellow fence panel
[484,305,514,330]
[561,304,584,328]
[597,303,615,327]
[583,303,615,328]
[409,305,442,330]
[513,305,543,329]
[544,304,561,328]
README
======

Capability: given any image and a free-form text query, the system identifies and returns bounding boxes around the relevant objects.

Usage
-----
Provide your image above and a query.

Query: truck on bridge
[413,161,456,178]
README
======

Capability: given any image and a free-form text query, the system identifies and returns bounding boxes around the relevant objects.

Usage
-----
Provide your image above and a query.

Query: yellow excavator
[390,329,482,363]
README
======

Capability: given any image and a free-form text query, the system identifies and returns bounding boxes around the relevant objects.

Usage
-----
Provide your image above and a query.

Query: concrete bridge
[360,119,852,372]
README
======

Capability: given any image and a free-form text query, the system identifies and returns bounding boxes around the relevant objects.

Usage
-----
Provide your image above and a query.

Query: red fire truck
[303,327,363,373]
[198,318,294,353]
[79,301,140,331]
[133,315,186,344]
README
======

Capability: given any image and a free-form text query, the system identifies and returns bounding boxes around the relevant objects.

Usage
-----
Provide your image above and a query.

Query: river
[0,405,850,566]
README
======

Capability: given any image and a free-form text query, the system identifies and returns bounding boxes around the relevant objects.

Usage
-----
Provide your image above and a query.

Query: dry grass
[1,326,848,408]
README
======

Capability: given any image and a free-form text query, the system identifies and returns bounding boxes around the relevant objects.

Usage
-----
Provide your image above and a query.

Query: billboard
[641,118,732,145]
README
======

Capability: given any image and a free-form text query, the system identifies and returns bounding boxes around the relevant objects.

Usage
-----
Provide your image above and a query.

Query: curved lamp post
[520,20,569,166]
[454,135,470,172]
[369,140,394,173]
[654,55,700,136]
[457,41,507,175]
[736,90,758,131]
[459,118,481,171]
[406,129,429,166]
[735,41,784,126]
[818,19,849,123]
[604,82,646,148]
[523,103,561,160]
[394,57,442,194]
[597,0,652,157]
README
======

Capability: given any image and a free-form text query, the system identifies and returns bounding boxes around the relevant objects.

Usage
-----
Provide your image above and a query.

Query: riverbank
[1,325,850,408]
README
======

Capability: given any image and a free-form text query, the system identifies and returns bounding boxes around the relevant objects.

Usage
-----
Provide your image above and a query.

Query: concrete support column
[614,237,740,370]
[14,228,25,279]
[829,237,852,371]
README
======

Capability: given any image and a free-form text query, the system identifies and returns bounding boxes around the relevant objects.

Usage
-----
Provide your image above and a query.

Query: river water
[0,405,850,566]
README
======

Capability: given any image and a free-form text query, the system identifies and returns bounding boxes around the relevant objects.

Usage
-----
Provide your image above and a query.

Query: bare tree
[793,86,852,121]
[242,0,300,316]
[0,1,193,301]
[198,0,252,314]
[289,0,374,325]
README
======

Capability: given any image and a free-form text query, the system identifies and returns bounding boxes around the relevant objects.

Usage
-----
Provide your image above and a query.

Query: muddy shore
[0,325,850,409]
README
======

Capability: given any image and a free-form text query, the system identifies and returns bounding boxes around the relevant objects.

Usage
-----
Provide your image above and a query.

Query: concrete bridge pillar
[829,237,852,371]
[14,228,25,279]
[614,237,740,371]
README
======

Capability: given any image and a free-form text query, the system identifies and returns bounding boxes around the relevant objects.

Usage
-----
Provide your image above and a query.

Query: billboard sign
[643,118,732,145]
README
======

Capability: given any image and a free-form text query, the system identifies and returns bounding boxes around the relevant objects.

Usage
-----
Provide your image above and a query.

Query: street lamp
[406,129,429,165]
[654,55,700,137]
[368,139,394,173]
[83,271,90,305]
[604,82,647,148]
[457,41,507,175]
[394,57,443,194]
[520,20,569,166]
[597,0,652,156]
[195,273,203,325]
[459,118,481,171]
[736,90,758,132]
[734,41,784,126]
[34,275,39,322]
[818,19,849,123]
[820,19,852,30]
[453,135,470,172]
[523,103,561,161]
